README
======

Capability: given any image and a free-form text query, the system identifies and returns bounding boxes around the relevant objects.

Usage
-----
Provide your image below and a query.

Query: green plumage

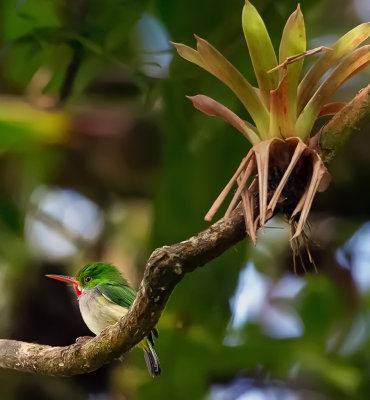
[97,283,136,308]
[77,262,132,288]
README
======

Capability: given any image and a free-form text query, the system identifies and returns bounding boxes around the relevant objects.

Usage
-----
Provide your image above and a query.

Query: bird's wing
[97,283,136,308]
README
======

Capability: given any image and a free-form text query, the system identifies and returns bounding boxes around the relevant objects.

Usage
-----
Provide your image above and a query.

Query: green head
[46,262,131,296]
[76,262,130,289]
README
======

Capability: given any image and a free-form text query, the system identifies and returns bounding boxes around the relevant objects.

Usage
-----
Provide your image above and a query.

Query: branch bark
[0,206,246,376]
[0,85,369,377]
[319,84,370,164]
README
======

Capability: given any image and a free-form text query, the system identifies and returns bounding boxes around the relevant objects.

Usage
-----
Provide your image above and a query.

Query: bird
[46,262,161,376]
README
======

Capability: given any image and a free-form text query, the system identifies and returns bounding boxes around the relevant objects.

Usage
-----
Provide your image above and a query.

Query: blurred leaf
[0,98,69,149]
[0,200,22,235]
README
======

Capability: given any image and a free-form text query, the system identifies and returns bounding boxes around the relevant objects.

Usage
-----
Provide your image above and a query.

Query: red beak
[46,274,78,285]
[46,274,82,297]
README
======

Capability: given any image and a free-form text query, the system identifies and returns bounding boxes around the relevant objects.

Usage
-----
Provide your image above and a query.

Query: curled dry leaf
[186,95,260,145]
[318,102,347,117]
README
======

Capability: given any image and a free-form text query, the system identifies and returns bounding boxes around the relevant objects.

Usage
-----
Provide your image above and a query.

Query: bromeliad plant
[172,1,370,259]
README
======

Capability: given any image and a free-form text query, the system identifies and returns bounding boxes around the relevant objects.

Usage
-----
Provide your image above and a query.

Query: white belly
[78,287,128,335]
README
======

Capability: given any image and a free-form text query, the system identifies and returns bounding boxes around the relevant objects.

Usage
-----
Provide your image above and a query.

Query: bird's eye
[84,276,92,283]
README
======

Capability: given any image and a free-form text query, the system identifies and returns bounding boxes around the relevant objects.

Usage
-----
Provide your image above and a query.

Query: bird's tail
[142,339,161,377]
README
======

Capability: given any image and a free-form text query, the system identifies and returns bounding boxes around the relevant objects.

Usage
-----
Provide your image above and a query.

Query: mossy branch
[319,84,370,163]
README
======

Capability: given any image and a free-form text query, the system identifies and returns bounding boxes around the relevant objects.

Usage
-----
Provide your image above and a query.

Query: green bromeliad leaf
[174,2,369,145]
[279,4,306,123]
[296,45,370,139]
[242,0,278,107]
[298,22,370,113]
[170,41,206,69]
[172,37,269,138]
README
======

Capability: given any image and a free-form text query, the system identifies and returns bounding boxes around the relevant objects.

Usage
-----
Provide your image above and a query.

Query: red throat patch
[73,285,82,297]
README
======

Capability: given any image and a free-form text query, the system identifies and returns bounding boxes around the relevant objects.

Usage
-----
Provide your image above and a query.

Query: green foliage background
[0,0,369,399]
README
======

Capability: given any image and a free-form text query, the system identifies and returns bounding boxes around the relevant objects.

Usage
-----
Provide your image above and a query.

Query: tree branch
[319,84,370,164]
[0,206,246,376]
